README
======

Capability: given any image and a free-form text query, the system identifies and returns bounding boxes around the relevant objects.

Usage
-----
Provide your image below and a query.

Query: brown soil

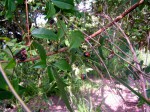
[1,79,148,112]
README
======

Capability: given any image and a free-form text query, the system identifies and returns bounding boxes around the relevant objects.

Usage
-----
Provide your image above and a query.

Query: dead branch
[86,0,144,40]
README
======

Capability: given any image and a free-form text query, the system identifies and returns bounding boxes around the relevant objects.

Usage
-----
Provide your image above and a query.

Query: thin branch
[19,47,68,63]
[0,0,144,64]
[25,0,31,46]
[0,47,68,63]
[0,64,31,112]
[114,22,148,108]
[86,0,144,40]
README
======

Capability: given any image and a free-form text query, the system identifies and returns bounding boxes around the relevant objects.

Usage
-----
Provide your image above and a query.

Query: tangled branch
[85,0,144,40]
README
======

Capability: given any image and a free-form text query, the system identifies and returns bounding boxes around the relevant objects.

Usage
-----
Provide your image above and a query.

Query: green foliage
[4,58,16,69]
[31,28,58,40]
[5,0,16,19]
[0,71,9,91]
[0,90,13,100]
[54,59,71,71]
[0,0,150,111]
[32,41,47,64]
[46,1,56,19]
[69,30,84,49]
[47,66,55,83]
[51,67,73,112]
[52,0,74,9]
[0,71,26,100]
[32,61,47,68]
[57,19,67,39]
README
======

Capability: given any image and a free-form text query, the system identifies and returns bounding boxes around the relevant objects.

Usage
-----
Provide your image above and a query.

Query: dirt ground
[1,79,149,112]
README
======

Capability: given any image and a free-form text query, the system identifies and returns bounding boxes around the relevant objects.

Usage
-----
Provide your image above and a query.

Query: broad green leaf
[32,61,47,68]
[47,66,55,83]
[54,59,71,71]
[12,78,19,93]
[0,90,13,100]
[57,19,67,39]
[46,2,56,19]
[69,30,84,49]
[2,48,13,58]
[52,0,74,9]
[32,41,47,64]
[18,85,26,95]
[52,67,73,112]
[5,0,16,12]
[0,71,9,91]
[5,0,16,19]
[31,28,58,40]
[5,11,13,19]
[57,28,64,39]
[53,0,74,5]
[5,59,16,69]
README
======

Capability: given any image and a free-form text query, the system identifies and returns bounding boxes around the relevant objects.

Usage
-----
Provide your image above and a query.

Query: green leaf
[5,11,13,19]
[57,19,67,39]
[47,66,55,83]
[98,47,105,60]
[32,61,47,68]
[5,0,16,11]
[5,59,16,69]
[18,85,26,95]
[100,35,108,45]
[32,41,47,64]
[52,0,74,9]
[69,30,84,49]
[0,90,13,100]
[12,78,19,93]
[46,1,56,19]
[0,71,9,91]
[31,28,58,40]
[52,67,73,112]
[144,65,150,73]
[54,59,71,71]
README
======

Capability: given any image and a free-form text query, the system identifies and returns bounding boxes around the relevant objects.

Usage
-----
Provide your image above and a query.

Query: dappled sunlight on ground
[1,79,144,112]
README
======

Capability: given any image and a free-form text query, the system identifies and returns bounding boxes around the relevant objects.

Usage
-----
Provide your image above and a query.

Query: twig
[25,0,31,46]
[19,47,68,63]
[86,0,144,40]
[0,64,31,112]
[114,22,147,111]
[0,47,68,63]
[0,0,144,65]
